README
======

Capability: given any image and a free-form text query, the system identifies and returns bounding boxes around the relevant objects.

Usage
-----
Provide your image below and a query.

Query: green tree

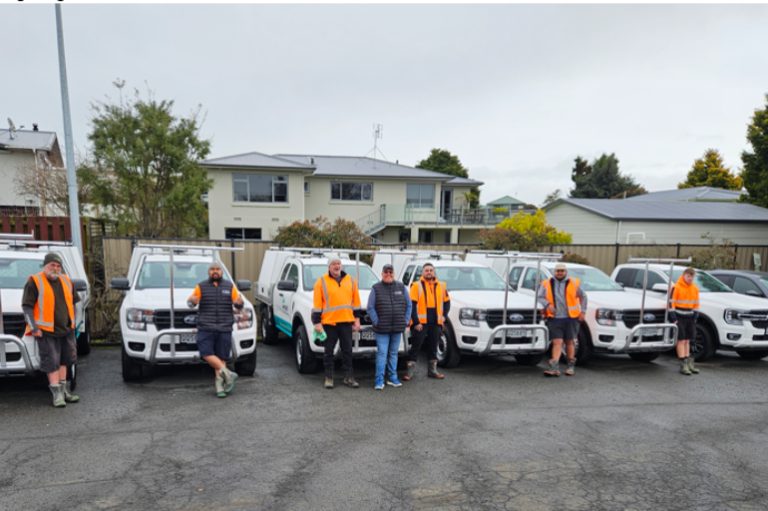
[541,188,561,207]
[571,156,592,181]
[78,82,212,237]
[273,216,368,250]
[416,148,480,208]
[740,93,768,207]
[569,153,647,199]
[679,149,742,190]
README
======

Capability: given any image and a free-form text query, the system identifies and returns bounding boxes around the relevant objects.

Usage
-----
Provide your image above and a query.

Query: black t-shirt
[22,275,81,338]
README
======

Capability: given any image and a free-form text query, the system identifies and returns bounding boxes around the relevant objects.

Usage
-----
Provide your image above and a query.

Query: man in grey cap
[537,263,587,377]
[22,252,81,407]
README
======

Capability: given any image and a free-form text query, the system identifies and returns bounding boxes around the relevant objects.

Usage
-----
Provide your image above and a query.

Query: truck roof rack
[0,232,75,250]
[138,243,244,254]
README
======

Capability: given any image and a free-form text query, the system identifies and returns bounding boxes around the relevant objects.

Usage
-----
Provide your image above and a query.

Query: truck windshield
[434,266,507,291]
[302,265,379,291]
[136,262,230,290]
[563,267,623,291]
[0,258,45,288]
[665,270,732,293]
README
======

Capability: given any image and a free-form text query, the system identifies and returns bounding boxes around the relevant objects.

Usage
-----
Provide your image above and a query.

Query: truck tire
[294,324,318,374]
[67,363,77,391]
[628,352,660,363]
[436,323,461,368]
[515,353,544,366]
[121,345,144,382]
[235,349,257,376]
[76,310,92,356]
[260,306,280,345]
[691,323,717,362]
[736,350,768,360]
[574,325,594,365]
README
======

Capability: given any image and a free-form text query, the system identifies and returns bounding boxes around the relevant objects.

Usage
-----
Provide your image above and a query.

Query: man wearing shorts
[669,267,700,376]
[22,253,81,407]
[188,262,244,397]
[537,263,587,377]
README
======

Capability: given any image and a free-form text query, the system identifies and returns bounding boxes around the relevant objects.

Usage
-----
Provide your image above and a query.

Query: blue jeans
[375,332,401,381]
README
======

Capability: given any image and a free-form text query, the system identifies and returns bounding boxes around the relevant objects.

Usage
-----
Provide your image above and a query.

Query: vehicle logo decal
[184,315,198,325]
[509,314,525,322]
[643,314,656,322]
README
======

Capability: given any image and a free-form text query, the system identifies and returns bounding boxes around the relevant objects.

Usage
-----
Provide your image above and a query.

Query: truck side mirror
[277,280,296,292]
[110,278,131,291]
[71,278,88,292]
[236,279,252,292]
[651,283,669,293]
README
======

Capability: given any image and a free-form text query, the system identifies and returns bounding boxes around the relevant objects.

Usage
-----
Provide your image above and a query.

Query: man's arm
[366,287,378,326]
[231,285,244,310]
[187,286,201,308]
[576,287,588,313]
[536,284,550,309]
[404,287,412,324]
[22,279,41,336]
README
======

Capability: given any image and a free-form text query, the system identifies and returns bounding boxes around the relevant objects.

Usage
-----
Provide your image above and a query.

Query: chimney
[310,157,315,165]
[33,124,39,131]
[396,160,399,164]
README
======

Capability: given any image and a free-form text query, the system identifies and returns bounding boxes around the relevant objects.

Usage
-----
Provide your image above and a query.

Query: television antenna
[363,123,389,169]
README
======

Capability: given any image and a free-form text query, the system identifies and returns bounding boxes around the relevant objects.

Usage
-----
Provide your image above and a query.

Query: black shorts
[197,331,232,360]
[676,316,696,341]
[37,331,77,373]
[547,321,579,341]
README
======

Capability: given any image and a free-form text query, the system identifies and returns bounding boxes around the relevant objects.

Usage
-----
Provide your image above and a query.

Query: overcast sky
[2,4,767,206]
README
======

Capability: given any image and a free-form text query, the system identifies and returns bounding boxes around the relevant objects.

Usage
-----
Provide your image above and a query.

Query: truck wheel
[515,353,543,366]
[736,350,768,360]
[436,323,461,368]
[121,345,144,382]
[235,350,257,376]
[76,310,92,356]
[628,352,660,363]
[692,323,716,362]
[67,363,77,391]
[294,324,318,374]
[260,307,280,345]
[574,325,594,365]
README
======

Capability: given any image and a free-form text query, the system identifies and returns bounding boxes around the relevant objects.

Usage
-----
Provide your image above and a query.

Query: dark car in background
[709,270,768,299]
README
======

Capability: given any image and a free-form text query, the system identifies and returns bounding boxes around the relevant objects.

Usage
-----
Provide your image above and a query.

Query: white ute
[254,247,392,374]
[466,252,677,364]
[110,244,257,381]
[612,262,768,361]
[372,250,550,368]
[0,234,91,386]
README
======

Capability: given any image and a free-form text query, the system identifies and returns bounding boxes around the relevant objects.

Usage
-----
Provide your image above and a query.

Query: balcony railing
[355,204,525,235]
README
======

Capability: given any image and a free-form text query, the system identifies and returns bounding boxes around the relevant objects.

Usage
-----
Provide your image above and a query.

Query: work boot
[324,372,334,389]
[687,356,700,374]
[565,358,576,376]
[544,359,560,377]
[60,381,79,403]
[219,366,238,393]
[427,361,444,379]
[403,362,416,381]
[679,358,692,376]
[215,377,226,398]
[343,374,360,388]
[49,384,66,407]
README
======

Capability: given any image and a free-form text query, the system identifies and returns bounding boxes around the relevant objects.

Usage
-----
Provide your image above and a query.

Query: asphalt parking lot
[2,342,768,511]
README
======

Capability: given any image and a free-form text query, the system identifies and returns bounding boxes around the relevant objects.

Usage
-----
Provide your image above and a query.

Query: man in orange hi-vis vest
[22,253,81,407]
[669,267,700,376]
[404,263,450,381]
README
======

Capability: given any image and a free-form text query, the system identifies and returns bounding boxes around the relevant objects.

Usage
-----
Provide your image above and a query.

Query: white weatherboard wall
[0,151,36,207]
[544,203,618,244]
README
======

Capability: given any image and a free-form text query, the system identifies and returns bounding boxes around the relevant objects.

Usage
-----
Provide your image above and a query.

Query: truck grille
[153,310,198,331]
[485,310,539,329]
[2,313,27,338]
[748,310,768,329]
[622,310,668,329]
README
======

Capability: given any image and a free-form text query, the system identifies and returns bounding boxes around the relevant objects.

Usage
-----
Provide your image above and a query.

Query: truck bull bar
[149,328,241,365]
[615,323,678,353]
[480,324,550,355]
[0,335,36,376]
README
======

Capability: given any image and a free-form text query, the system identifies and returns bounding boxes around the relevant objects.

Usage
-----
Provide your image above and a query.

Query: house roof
[545,198,768,223]
[443,176,484,187]
[626,186,745,202]
[0,129,58,152]
[275,154,454,180]
[200,151,315,170]
[487,195,525,206]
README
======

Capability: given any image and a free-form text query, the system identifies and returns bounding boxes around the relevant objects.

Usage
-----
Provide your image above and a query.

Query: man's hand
[314,323,323,334]
[31,329,42,338]
[353,319,360,332]
[547,304,556,316]
[578,312,585,322]
[234,296,244,307]
[414,324,423,332]
[188,295,200,306]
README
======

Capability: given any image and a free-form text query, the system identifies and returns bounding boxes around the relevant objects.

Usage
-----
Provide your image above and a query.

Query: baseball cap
[382,264,394,272]
[554,263,567,271]
[44,253,63,266]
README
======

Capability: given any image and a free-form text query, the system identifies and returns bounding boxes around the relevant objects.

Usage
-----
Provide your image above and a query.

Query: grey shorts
[547,321,579,341]
[36,331,77,373]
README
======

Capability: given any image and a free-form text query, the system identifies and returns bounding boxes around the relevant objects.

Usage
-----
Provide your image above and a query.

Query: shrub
[497,210,572,245]
[478,227,549,252]
[687,233,738,270]
[560,253,591,266]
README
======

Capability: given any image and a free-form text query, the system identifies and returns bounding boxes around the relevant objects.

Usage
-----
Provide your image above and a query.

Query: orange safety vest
[542,277,582,319]
[312,273,361,325]
[409,277,450,326]
[671,276,699,310]
[25,272,75,334]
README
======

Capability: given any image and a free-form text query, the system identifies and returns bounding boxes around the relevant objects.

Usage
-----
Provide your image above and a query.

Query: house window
[225,228,262,240]
[418,230,433,243]
[331,182,372,202]
[407,183,435,209]
[233,174,288,203]
[304,181,310,194]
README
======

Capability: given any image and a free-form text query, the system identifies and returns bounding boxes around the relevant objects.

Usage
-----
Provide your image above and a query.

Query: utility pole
[55,4,83,256]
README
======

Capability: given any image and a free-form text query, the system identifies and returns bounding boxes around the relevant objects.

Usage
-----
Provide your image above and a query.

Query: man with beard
[404,262,450,381]
[188,261,244,398]
[537,263,587,377]
[22,253,81,407]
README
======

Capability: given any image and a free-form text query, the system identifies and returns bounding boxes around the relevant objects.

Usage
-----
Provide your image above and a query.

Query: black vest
[371,280,409,334]
[196,279,235,332]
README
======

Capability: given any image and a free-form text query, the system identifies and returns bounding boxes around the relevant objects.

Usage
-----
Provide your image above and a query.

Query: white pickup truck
[0,235,91,388]
[611,263,768,361]
[110,244,257,381]
[466,253,676,364]
[254,247,393,374]
[372,250,550,368]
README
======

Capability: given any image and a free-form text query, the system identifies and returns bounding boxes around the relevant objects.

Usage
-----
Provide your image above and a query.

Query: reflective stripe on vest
[316,274,359,324]
[320,276,356,313]
[27,272,75,333]
[415,279,445,325]
[543,277,581,319]
[671,277,699,309]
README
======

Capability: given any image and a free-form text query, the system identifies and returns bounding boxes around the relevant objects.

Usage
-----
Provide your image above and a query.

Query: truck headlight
[460,308,487,327]
[724,309,746,325]
[126,308,153,331]
[596,309,623,326]
[235,308,254,330]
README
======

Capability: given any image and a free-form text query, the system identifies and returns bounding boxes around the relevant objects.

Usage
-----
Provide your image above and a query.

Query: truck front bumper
[0,334,38,376]
[122,327,256,365]
[592,323,678,353]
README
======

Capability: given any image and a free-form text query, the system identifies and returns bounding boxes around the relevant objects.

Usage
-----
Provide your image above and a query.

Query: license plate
[179,333,197,344]
[642,328,663,337]
[360,330,375,341]
[506,329,532,338]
